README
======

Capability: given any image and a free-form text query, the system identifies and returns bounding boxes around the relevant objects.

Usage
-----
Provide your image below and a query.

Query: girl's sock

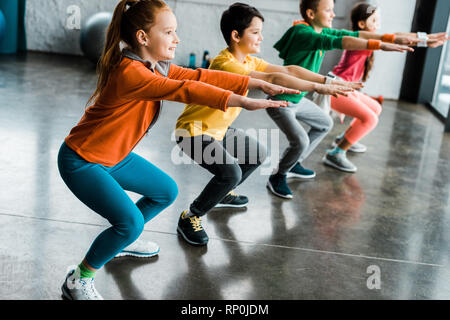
[328,146,346,156]
[78,262,96,279]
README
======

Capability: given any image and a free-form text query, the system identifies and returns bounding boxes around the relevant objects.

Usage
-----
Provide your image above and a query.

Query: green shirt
[274,23,359,103]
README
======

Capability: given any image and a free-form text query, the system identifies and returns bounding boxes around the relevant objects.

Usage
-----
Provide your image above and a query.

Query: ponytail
[362,53,374,82]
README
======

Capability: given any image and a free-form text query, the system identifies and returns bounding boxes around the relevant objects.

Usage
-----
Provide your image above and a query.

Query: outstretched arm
[227,93,289,111]
[249,71,354,98]
[358,31,449,48]
[342,36,414,52]
[247,77,301,97]
[264,64,364,90]
[265,63,327,84]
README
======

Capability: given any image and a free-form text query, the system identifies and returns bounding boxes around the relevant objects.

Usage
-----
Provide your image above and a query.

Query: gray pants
[266,97,333,175]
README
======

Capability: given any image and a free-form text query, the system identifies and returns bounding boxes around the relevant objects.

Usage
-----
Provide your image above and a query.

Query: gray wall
[25,0,416,99]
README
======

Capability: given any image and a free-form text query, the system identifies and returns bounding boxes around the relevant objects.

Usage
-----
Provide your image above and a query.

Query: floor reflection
[1,52,450,299]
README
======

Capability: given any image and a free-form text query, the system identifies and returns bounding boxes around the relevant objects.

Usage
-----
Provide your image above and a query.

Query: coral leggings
[330,91,382,145]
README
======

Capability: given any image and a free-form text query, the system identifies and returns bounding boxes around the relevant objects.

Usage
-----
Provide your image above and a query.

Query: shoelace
[80,278,100,299]
[189,216,203,232]
[228,190,238,197]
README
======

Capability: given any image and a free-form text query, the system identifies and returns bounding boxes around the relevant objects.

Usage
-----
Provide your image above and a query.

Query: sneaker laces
[228,190,238,197]
[189,215,203,232]
[80,278,101,299]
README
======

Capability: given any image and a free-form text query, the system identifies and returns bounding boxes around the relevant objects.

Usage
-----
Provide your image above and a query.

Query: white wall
[168,0,358,69]
[25,0,416,99]
[25,0,357,65]
[362,0,417,99]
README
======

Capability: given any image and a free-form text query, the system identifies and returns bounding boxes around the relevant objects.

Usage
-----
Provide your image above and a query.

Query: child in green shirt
[267,0,420,193]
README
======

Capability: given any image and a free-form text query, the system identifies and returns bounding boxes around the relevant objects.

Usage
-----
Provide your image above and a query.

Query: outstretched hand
[426,32,450,48]
[332,79,364,90]
[316,84,354,98]
[260,81,301,97]
[241,97,288,111]
[396,32,449,48]
[381,42,414,53]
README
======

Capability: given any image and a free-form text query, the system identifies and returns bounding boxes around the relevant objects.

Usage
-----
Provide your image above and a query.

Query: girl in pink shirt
[326,2,447,173]
[325,2,383,173]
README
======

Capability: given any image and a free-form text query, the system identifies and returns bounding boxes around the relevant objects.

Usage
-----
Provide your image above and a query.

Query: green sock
[78,262,96,279]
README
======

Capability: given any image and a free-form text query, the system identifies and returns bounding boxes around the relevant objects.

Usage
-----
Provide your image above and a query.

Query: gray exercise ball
[80,12,113,64]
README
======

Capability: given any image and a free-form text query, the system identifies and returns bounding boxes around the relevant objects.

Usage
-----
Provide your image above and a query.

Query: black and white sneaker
[177,210,209,246]
[215,190,248,208]
[61,268,104,300]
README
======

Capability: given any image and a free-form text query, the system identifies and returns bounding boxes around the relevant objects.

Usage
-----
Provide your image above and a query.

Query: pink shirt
[332,50,372,82]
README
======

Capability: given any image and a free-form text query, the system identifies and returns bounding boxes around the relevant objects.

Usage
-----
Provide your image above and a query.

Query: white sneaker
[323,151,357,173]
[114,239,160,258]
[61,269,104,300]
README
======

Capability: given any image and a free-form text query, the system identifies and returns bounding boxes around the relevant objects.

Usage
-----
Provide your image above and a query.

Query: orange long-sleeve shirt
[65,51,250,166]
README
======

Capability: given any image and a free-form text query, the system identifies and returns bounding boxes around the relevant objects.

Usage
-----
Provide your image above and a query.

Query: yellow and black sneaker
[177,210,209,246]
[214,190,249,208]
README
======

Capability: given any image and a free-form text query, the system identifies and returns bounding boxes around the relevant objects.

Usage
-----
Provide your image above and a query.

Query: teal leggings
[57,142,178,269]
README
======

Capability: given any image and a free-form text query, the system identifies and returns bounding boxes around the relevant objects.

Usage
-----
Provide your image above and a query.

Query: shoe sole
[266,181,293,199]
[331,142,367,153]
[322,157,357,173]
[214,203,248,208]
[114,249,160,259]
[286,172,316,179]
[177,226,208,246]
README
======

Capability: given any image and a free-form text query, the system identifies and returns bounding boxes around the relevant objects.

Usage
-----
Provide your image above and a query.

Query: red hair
[88,0,170,105]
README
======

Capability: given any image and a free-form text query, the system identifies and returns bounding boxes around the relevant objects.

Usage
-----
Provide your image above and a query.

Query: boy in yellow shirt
[175,3,357,246]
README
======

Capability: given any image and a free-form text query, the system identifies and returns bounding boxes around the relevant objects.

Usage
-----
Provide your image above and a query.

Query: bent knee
[117,214,145,241]
[323,114,334,132]
[219,165,242,186]
[289,134,310,151]
[365,113,379,128]
[163,178,179,205]
[374,104,382,116]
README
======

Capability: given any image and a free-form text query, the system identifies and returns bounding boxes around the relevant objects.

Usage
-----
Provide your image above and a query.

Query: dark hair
[220,2,264,46]
[351,2,378,82]
[300,0,335,24]
[300,0,321,23]
[88,0,170,105]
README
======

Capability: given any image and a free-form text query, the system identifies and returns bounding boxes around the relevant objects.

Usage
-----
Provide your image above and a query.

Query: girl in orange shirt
[59,0,298,300]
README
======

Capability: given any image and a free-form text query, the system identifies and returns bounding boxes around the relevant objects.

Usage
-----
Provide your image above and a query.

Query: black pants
[176,128,267,217]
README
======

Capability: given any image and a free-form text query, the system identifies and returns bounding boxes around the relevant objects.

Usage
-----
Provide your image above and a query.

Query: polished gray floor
[1,52,450,300]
